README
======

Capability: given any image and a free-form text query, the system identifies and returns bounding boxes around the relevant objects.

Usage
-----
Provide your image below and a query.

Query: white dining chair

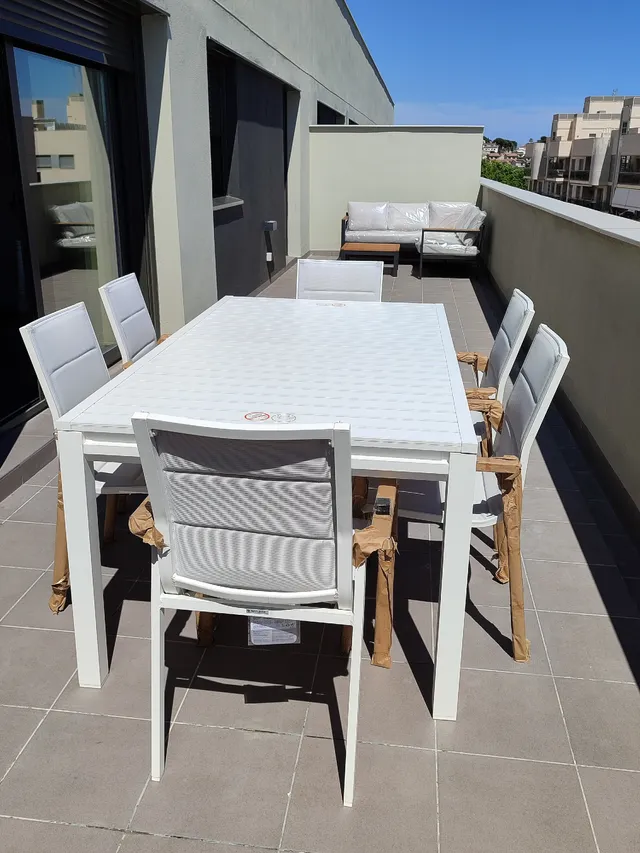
[397,323,569,539]
[467,288,535,401]
[99,273,159,364]
[132,414,366,807]
[20,303,147,535]
[296,258,383,302]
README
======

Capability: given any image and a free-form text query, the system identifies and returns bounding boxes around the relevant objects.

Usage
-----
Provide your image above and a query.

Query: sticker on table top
[244,412,270,422]
[271,413,296,423]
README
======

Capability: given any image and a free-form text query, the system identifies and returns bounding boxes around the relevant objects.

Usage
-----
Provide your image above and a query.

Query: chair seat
[392,472,502,527]
[94,461,147,496]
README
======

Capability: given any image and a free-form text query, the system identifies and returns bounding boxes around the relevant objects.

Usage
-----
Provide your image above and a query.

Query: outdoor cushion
[348,202,388,231]
[387,202,429,231]
[344,229,419,245]
[428,201,474,230]
[416,232,479,256]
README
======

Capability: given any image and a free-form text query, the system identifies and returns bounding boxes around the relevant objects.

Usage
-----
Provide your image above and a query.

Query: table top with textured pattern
[58,296,477,454]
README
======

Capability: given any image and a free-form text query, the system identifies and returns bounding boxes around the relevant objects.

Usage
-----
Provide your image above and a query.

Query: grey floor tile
[524,459,578,490]
[10,487,57,523]
[0,706,44,777]
[0,567,43,619]
[282,737,436,853]
[0,626,77,707]
[557,679,640,770]
[0,485,42,520]
[0,817,121,853]
[437,669,572,762]
[521,521,614,565]
[17,409,54,438]
[522,488,593,523]
[526,560,639,616]
[120,834,270,852]
[461,604,550,674]
[305,656,434,748]
[56,636,200,720]
[132,726,298,847]
[539,611,640,682]
[0,712,149,828]
[579,766,640,853]
[0,520,55,569]
[176,646,313,735]
[438,752,595,853]
[0,437,53,476]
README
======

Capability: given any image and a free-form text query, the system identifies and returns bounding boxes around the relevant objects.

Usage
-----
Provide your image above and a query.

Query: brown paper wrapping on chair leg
[372,482,398,669]
[456,351,489,384]
[341,625,353,655]
[494,518,509,584]
[498,467,529,663]
[50,471,70,614]
[352,476,369,518]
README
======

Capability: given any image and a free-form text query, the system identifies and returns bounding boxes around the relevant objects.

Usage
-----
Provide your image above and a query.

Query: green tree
[538,135,548,143]
[481,159,528,189]
[483,135,491,144]
[492,137,517,152]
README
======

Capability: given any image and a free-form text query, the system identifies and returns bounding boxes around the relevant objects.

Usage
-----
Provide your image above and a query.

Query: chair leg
[151,569,166,781]
[50,472,70,614]
[343,564,366,807]
[494,518,509,583]
[103,494,118,544]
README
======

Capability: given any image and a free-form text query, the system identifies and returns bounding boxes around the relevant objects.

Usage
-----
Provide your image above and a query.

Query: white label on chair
[244,412,270,421]
[248,617,301,646]
[271,413,296,423]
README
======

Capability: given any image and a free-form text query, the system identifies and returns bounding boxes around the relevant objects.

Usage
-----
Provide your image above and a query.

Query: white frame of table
[57,297,477,721]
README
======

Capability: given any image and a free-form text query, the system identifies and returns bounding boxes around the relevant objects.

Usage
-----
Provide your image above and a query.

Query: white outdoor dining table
[57,295,478,721]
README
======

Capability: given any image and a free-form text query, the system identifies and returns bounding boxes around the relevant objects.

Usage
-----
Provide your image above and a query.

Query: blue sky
[14,48,83,121]
[347,0,640,143]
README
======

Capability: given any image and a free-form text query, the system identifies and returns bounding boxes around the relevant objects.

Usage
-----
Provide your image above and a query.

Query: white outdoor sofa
[341,201,486,278]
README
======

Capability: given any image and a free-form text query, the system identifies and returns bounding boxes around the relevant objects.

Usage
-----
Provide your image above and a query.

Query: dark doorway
[0,43,40,422]
[209,45,290,298]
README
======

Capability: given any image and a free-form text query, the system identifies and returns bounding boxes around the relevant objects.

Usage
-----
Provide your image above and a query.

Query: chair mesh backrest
[483,289,534,397]
[296,259,383,302]
[20,303,109,420]
[154,431,338,596]
[495,325,569,471]
[100,274,157,363]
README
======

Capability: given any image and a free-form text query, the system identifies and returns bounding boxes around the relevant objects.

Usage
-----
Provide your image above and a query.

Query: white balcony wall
[480,178,640,516]
[309,125,483,250]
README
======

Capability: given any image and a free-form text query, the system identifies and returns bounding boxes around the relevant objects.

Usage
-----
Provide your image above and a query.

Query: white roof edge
[480,178,640,249]
[310,124,484,133]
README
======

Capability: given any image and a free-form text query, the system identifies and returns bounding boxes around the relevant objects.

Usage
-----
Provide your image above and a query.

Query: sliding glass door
[13,47,119,352]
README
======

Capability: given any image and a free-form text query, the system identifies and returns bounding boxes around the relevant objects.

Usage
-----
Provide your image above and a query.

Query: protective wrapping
[347,201,388,231]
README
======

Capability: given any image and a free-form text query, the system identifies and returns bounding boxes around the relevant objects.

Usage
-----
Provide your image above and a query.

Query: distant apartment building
[526,95,640,213]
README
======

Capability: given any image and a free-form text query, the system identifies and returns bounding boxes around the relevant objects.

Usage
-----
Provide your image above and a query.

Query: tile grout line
[277,628,324,852]
[0,668,78,787]
[522,555,602,853]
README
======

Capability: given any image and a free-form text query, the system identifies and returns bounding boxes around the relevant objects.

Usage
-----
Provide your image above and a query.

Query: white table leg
[432,451,476,720]
[58,429,108,688]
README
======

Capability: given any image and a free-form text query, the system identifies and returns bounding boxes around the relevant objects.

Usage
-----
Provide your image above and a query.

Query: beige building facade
[527,95,640,213]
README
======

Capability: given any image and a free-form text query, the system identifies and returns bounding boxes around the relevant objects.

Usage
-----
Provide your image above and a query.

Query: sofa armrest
[421,227,481,233]
[341,213,348,245]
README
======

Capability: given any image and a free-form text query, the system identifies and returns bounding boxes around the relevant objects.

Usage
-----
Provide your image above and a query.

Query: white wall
[480,178,640,519]
[142,0,394,330]
[309,125,483,250]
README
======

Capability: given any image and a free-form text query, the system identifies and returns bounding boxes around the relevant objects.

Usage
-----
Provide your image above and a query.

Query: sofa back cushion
[428,202,475,230]
[348,202,388,231]
[50,201,95,237]
[387,203,429,231]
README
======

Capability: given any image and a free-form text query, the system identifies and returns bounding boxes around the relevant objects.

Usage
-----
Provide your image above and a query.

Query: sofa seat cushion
[415,232,479,257]
[345,229,419,245]
[348,202,388,231]
[387,202,429,231]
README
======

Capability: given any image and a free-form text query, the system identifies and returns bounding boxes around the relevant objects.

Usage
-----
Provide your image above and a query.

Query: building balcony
[617,170,640,186]
[546,168,566,178]
[570,169,590,181]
